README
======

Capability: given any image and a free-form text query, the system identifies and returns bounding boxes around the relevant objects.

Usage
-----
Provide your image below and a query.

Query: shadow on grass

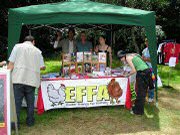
[158,85,180,111]
[162,85,175,89]
[15,105,160,135]
[159,85,180,94]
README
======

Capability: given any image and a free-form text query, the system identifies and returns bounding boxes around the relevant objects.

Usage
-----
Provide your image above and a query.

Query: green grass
[12,59,180,135]
[41,56,61,75]
[158,63,180,85]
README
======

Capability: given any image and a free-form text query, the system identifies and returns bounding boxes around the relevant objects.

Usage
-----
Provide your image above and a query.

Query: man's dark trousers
[13,84,35,127]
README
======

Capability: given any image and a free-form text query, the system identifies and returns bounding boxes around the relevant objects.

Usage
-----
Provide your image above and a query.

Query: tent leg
[168,67,171,86]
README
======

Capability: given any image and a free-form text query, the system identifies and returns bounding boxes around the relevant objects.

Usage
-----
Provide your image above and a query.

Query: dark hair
[81,31,86,34]
[24,35,35,42]
[117,50,126,58]
[68,27,75,35]
[56,31,62,34]
[99,35,106,40]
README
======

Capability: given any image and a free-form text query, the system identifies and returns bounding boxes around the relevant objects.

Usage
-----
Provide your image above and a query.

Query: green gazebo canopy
[8,0,157,98]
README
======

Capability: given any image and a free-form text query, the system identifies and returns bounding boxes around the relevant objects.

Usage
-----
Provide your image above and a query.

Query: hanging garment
[163,42,180,64]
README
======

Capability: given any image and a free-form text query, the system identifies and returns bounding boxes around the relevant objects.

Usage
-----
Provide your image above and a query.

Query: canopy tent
[8,0,157,100]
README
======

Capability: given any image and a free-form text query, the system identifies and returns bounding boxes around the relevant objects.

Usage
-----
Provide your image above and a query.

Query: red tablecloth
[37,77,132,115]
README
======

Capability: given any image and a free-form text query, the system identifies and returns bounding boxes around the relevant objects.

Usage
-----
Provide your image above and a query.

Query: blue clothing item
[142,47,152,68]
[13,84,35,127]
[77,41,92,52]
[148,88,154,99]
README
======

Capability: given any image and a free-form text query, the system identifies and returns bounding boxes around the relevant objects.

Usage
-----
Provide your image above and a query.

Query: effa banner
[41,77,129,111]
[0,70,10,135]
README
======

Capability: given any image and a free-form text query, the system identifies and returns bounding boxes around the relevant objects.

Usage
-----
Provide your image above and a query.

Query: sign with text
[41,78,128,111]
[0,70,10,135]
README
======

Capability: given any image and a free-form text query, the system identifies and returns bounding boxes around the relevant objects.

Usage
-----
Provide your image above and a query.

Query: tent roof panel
[10,0,154,16]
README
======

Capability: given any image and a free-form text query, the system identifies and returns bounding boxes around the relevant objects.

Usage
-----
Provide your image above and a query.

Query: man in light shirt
[8,36,45,128]
[53,28,77,53]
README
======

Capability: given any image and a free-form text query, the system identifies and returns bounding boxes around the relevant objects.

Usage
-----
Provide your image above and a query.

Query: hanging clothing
[163,42,180,64]
[157,43,166,64]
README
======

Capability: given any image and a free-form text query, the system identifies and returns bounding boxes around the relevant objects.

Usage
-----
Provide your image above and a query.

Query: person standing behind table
[77,31,92,52]
[95,35,112,68]
[142,38,155,103]
[117,50,154,115]
[53,31,62,50]
[8,36,46,128]
[54,28,77,54]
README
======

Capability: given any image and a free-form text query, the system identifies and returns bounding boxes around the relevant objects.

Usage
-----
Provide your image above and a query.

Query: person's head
[145,38,148,47]
[24,35,35,45]
[56,31,62,37]
[68,28,75,40]
[80,31,86,42]
[117,50,126,62]
[99,35,106,45]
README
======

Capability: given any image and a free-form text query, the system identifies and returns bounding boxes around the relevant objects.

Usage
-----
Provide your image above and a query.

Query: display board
[0,69,11,135]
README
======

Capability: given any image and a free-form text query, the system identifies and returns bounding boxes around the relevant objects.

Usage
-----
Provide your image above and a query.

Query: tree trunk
[131,27,140,53]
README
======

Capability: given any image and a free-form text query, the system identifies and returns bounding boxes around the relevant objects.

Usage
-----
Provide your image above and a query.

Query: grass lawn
[12,59,180,135]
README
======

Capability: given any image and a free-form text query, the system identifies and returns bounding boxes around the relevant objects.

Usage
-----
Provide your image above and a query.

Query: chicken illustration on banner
[107,78,123,104]
[47,84,66,106]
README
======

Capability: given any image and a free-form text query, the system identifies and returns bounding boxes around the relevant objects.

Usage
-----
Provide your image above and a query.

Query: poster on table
[0,70,11,135]
[41,77,128,111]
[98,52,106,63]
[76,52,83,62]
[84,52,92,62]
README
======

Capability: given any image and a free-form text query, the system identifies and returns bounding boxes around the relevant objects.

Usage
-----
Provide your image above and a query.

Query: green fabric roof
[9,0,155,26]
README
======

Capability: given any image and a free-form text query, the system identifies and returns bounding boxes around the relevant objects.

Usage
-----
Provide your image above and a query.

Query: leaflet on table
[76,52,83,62]
[98,52,106,63]
[83,52,92,62]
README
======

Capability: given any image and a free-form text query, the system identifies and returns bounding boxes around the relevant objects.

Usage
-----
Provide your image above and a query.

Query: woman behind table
[95,35,112,67]
[117,50,154,115]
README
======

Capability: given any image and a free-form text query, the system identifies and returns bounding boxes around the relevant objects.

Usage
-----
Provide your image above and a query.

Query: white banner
[41,77,128,111]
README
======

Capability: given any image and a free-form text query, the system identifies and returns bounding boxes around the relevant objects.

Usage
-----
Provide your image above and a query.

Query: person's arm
[142,56,151,62]
[40,66,46,70]
[108,46,112,68]
[54,39,63,49]
[125,56,136,77]
[0,61,6,67]
[142,48,151,62]
[94,45,98,53]
[89,42,93,51]
[7,62,14,71]
[7,45,17,71]
[74,40,77,53]
[40,54,46,70]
